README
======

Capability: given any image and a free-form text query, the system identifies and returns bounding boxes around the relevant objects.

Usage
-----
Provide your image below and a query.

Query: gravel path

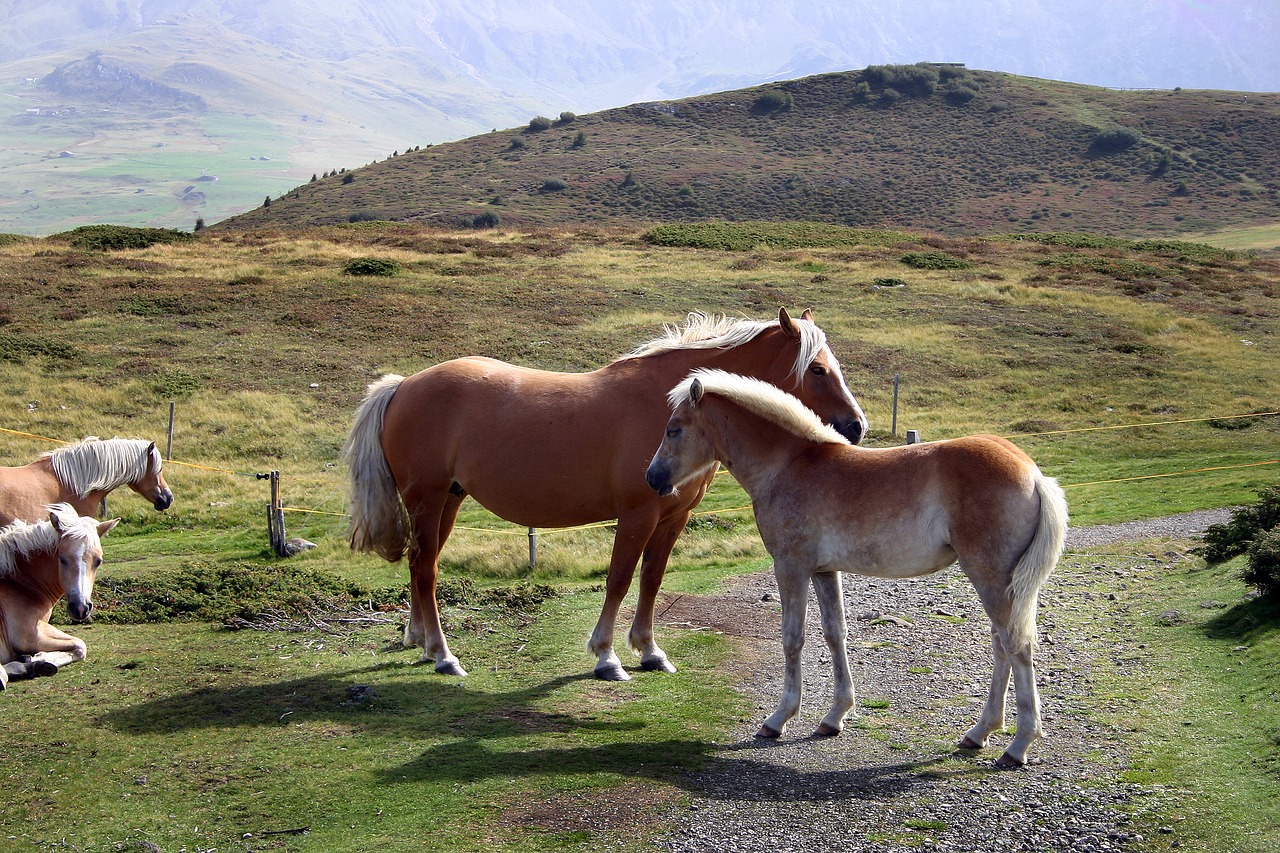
[653,509,1230,852]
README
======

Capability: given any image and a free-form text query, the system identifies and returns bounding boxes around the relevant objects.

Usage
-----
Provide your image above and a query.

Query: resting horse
[645,370,1068,767]
[0,503,120,689]
[345,308,868,680]
[0,436,173,526]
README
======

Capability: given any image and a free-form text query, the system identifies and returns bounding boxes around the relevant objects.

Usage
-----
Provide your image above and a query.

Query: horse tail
[344,374,410,562]
[1006,471,1069,653]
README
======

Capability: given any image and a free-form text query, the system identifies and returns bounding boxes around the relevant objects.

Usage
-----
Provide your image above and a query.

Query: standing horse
[645,370,1068,767]
[346,308,869,680]
[0,437,173,526]
[0,503,120,689]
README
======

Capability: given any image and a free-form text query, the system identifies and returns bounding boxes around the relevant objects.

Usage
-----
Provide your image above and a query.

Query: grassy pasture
[0,222,1275,850]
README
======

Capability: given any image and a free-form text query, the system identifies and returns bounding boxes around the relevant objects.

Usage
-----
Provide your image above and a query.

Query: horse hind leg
[996,634,1044,768]
[588,510,661,681]
[961,624,1012,752]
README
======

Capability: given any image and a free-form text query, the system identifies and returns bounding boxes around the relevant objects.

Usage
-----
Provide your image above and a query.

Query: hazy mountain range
[2,0,1277,234]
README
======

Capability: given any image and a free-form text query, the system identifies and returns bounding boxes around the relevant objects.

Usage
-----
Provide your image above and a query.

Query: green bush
[526,115,553,132]
[1200,486,1280,564]
[540,178,568,192]
[59,225,194,251]
[900,251,972,270]
[342,256,400,276]
[754,89,793,113]
[1093,126,1142,152]
[863,63,939,97]
[1244,528,1280,598]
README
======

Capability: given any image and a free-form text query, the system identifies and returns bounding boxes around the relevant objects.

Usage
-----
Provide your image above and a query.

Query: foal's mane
[43,437,159,498]
[619,312,828,384]
[671,369,851,446]
[0,503,95,577]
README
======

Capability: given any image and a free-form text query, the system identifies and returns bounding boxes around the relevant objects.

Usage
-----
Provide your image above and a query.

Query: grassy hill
[217,66,1280,238]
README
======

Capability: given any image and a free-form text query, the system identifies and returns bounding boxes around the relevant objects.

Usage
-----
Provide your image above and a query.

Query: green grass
[0,222,1274,849]
[1064,551,1280,852]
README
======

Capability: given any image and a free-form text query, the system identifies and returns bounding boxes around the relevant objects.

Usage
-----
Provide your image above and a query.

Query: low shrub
[58,225,194,251]
[343,256,400,276]
[900,251,972,270]
[1200,486,1280,565]
[1244,528,1280,598]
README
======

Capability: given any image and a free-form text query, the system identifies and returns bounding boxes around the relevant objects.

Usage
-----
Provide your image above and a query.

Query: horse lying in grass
[645,370,1068,767]
[345,309,868,680]
[0,436,173,526]
[0,503,119,689]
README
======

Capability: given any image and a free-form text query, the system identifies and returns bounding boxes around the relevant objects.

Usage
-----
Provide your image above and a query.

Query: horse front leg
[811,571,855,736]
[626,510,692,675]
[405,491,467,676]
[759,567,811,738]
[588,510,659,681]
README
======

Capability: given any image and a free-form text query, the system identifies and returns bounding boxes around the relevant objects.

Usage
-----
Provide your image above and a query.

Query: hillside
[217,67,1280,238]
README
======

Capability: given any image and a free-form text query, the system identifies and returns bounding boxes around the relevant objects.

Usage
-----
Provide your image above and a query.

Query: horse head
[646,376,718,498]
[48,504,120,622]
[129,442,174,511]
[774,308,869,444]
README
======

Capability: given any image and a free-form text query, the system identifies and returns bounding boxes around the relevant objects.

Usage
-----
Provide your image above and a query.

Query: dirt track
[648,510,1229,852]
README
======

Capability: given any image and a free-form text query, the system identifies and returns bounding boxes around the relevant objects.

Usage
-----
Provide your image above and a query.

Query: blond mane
[43,437,160,499]
[0,503,97,577]
[670,369,851,446]
[619,312,828,384]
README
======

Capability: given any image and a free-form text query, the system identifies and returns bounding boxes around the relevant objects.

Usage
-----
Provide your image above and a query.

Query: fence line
[2,406,1275,558]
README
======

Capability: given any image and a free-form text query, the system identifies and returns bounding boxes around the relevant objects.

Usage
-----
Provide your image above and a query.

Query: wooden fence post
[891,374,900,436]
[264,470,288,557]
[166,401,175,461]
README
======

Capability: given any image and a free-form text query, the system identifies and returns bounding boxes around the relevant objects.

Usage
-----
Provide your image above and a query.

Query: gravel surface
[651,509,1230,853]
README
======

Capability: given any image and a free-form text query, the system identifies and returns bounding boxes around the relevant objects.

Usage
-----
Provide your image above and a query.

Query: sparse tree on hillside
[342,173,355,184]
[263,196,271,208]
[310,173,317,182]
[194,217,205,231]
[527,115,553,132]
[572,130,586,148]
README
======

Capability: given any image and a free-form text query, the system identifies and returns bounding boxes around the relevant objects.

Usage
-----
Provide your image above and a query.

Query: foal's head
[49,504,120,622]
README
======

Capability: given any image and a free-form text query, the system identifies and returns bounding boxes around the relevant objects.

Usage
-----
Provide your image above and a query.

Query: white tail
[343,374,409,561]
[1005,473,1068,652]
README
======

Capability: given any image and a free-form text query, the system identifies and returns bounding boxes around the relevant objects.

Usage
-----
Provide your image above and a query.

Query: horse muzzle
[68,600,93,623]
[833,416,867,445]
[645,462,675,497]
[153,489,174,511]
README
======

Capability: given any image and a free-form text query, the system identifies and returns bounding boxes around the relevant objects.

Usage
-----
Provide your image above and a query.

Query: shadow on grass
[95,661,974,803]
[1204,593,1280,644]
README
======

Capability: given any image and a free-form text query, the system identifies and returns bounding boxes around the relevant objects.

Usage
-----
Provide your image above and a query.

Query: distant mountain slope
[0,1,1276,235]
[218,67,1280,238]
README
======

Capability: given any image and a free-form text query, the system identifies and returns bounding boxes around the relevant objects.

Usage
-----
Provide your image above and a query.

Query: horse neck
[701,397,805,498]
[2,548,63,605]
[632,328,799,389]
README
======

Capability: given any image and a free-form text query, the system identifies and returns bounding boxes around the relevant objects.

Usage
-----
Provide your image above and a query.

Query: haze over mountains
[2,0,1277,235]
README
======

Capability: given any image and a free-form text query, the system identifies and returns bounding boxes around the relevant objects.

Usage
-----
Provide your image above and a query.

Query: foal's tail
[1006,472,1069,653]
[343,374,410,562]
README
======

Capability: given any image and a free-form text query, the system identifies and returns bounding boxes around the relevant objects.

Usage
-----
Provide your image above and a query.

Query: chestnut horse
[0,437,173,526]
[346,309,868,680]
[645,370,1067,767]
[0,503,120,689]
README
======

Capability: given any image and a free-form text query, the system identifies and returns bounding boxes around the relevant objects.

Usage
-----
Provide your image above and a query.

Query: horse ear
[800,308,814,322]
[689,378,704,405]
[49,510,64,533]
[778,307,799,339]
[97,518,122,537]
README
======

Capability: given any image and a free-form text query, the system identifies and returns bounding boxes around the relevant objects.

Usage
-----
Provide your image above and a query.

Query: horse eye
[666,426,681,438]
[809,364,828,376]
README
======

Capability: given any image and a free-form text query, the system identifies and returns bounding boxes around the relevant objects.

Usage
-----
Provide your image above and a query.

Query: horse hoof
[29,660,59,678]
[593,664,631,682]
[756,724,782,739]
[958,736,983,751]
[434,661,468,677]
[994,753,1026,770]
[639,658,677,673]
[813,722,841,737]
